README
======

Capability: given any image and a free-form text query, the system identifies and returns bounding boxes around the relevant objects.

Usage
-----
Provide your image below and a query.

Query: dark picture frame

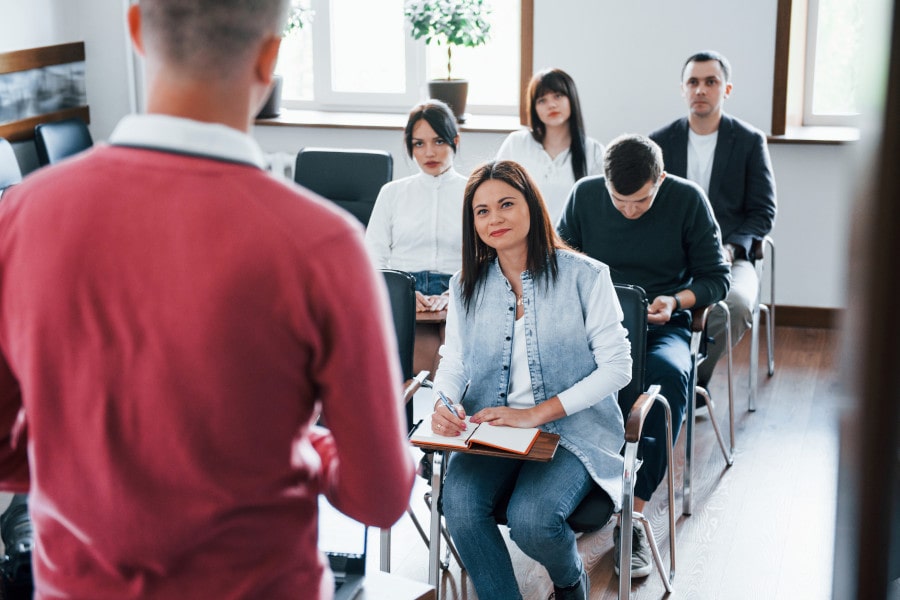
[0,42,89,142]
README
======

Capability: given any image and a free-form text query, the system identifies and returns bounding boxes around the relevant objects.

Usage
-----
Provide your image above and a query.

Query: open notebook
[410,415,541,455]
[318,496,367,600]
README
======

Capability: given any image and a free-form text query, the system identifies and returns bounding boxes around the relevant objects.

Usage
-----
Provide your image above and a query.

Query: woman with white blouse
[366,100,467,312]
[496,68,604,222]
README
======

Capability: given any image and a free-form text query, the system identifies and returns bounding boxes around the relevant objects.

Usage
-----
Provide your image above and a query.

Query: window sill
[767,125,860,145]
[254,108,522,134]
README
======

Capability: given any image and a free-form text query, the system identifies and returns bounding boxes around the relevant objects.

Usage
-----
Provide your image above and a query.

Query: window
[772,0,863,133]
[804,0,862,124]
[276,0,523,115]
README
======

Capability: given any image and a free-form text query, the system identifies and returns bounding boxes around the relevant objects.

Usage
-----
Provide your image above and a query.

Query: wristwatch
[674,294,682,312]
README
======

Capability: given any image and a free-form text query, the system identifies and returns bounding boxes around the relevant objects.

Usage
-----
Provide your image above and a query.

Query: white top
[687,129,718,195]
[506,317,536,409]
[496,128,604,222]
[365,169,467,274]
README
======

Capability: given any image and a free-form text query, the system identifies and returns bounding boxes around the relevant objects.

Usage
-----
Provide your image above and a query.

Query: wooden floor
[377,325,842,600]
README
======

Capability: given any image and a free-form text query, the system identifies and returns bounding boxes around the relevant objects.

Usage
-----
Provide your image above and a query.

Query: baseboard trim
[771,305,842,329]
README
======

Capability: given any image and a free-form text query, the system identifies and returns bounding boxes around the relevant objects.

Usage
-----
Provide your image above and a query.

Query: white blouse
[365,168,467,274]
[496,128,604,222]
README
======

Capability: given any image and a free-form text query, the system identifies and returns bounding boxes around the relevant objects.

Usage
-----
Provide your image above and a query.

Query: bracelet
[674,294,682,312]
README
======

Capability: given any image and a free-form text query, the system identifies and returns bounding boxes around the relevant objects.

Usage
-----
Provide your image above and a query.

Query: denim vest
[450,251,627,510]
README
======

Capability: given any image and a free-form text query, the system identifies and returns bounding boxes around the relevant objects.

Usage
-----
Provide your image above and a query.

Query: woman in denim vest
[430,160,632,600]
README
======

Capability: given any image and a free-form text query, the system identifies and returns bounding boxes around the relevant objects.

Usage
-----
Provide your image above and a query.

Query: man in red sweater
[0,1,414,598]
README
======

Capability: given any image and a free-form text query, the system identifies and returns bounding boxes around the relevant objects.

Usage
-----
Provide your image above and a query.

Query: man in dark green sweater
[557,134,730,578]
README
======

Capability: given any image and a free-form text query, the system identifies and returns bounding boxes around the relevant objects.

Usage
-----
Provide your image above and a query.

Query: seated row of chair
[0,117,94,197]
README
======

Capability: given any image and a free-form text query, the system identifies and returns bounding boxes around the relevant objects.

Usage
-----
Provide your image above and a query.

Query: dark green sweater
[557,174,730,306]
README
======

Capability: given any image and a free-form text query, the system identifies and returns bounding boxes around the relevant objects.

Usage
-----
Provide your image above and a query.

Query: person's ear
[724,82,733,99]
[127,3,145,56]
[255,35,282,86]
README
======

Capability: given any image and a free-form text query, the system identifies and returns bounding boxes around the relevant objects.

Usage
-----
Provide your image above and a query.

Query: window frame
[771,0,860,135]
[278,0,534,123]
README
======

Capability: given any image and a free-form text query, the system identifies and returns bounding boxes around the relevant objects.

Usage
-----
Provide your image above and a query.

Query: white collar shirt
[365,168,467,274]
[108,114,267,169]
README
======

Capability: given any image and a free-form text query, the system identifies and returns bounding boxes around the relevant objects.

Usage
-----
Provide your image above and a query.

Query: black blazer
[650,114,777,259]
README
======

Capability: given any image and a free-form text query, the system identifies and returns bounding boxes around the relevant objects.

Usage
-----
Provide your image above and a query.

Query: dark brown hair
[404,100,459,158]
[603,134,664,195]
[526,68,589,180]
[460,160,566,311]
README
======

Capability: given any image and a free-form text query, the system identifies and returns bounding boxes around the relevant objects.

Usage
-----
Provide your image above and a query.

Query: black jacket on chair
[650,114,777,260]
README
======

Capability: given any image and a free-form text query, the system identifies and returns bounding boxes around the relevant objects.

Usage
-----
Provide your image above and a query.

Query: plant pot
[428,79,468,123]
[256,74,284,119]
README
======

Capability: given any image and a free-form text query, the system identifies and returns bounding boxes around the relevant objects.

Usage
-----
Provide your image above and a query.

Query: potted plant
[257,2,313,119]
[405,0,492,123]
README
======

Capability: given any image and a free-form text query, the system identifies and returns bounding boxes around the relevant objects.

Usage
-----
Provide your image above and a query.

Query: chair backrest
[614,284,648,416]
[33,117,94,166]
[294,148,392,227]
[0,137,23,195]
[381,269,418,429]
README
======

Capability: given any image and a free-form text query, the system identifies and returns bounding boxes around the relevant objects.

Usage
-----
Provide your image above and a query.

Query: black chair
[378,270,439,572]
[380,269,430,429]
[33,117,93,167]
[0,138,23,197]
[293,148,392,227]
[558,284,677,597]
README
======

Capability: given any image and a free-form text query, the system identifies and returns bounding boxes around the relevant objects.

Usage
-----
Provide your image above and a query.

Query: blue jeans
[633,311,692,501]
[408,270,451,296]
[441,447,593,600]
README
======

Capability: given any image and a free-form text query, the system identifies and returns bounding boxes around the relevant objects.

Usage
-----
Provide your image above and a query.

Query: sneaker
[613,522,653,578]
[548,566,589,600]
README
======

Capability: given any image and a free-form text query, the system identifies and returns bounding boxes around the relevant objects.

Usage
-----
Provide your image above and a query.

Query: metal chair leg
[764,236,776,377]
[699,302,735,465]
[749,302,761,412]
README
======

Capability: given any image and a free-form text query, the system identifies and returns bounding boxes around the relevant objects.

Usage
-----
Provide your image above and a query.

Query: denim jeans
[441,447,594,600]
[408,270,451,296]
[634,310,692,501]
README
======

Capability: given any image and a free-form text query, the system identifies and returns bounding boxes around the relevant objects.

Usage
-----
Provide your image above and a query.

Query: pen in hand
[435,391,466,434]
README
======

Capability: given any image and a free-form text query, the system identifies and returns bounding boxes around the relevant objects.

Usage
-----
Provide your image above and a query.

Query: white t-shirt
[365,168,467,274]
[687,129,718,195]
[496,128,604,222]
[483,276,621,416]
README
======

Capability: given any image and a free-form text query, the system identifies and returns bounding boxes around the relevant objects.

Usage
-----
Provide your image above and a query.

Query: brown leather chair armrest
[624,384,662,443]
[690,304,711,334]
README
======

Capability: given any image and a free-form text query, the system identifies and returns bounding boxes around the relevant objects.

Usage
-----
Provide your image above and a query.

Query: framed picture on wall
[0,42,89,142]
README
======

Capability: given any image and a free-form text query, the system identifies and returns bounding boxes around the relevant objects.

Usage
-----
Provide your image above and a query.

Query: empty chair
[294,147,392,227]
[0,138,23,196]
[33,117,94,166]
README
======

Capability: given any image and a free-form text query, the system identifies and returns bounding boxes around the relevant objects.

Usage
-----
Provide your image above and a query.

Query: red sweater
[0,145,414,599]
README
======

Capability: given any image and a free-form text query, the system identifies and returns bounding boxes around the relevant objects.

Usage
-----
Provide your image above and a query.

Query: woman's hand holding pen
[432,392,467,436]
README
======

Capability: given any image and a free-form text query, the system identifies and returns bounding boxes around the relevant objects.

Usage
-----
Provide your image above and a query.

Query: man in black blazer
[650,50,777,408]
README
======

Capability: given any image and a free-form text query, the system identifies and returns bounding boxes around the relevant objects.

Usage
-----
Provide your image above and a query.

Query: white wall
[2,0,868,309]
